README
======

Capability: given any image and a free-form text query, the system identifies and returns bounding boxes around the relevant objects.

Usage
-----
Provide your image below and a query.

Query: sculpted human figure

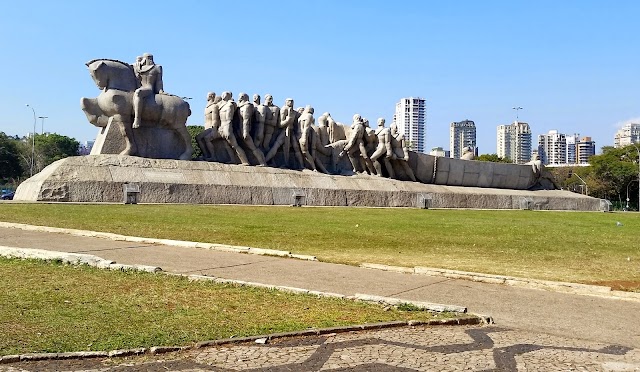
[133,55,143,80]
[527,154,560,189]
[262,94,280,150]
[132,53,164,129]
[196,92,220,160]
[265,98,304,168]
[217,91,250,165]
[340,114,367,173]
[297,106,329,173]
[252,94,267,149]
[297,105,316,170]
[359,118,378,175]
[369,118,395,178]
[389,122,417,181]
[316,113,331,146]
[237,93,267,166]
[461,146,475,160]
[325,113,339,143]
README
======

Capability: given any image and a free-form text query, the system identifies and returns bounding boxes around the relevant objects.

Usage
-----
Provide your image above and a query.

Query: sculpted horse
[80,59,193,160]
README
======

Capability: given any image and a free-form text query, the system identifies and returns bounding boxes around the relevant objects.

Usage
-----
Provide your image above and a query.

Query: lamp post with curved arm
[25,104,36,177]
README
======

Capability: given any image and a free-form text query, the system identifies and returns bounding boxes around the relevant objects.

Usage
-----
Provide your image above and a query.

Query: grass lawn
[0,204,638,289]
[0,258,459,356]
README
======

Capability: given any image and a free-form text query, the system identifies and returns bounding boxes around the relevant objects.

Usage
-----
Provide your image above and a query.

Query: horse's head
[87,60,108,90]
[86,59,138,92]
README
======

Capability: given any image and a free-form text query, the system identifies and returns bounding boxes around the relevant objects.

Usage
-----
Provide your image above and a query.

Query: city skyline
[0,1,637,155]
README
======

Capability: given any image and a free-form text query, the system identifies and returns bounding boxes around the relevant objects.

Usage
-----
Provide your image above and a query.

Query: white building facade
[449,120,477,159]
[538,130,567,166]
[614,123,640,147]
[394,97,426,153]
[497,121,532,164]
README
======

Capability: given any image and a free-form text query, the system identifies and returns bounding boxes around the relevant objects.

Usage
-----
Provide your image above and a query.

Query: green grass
[0,258,457,356]
[0,204,639,287]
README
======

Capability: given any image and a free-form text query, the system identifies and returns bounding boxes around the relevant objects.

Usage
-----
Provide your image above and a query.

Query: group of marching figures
[195,91,416,181]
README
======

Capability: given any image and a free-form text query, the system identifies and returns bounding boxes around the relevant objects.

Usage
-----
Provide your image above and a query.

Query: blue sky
[1,0,638,154]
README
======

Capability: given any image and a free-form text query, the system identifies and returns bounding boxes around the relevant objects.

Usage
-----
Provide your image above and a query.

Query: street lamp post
[512,106,523,122]
[625,179,637,211]
[38,116,48,134]
[633,144,640,211]
[25,104,36,177]
[623,145,640,211]
[574,173,588,196]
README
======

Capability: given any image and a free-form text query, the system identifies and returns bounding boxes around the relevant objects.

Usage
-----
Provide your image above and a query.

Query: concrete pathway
[1,226,638,350]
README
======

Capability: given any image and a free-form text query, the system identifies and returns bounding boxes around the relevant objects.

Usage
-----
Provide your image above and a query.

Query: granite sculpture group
[77,53,559,191]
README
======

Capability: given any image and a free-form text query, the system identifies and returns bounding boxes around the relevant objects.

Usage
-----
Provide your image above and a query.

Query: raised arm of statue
[384,132,393,158]
[156,66,164,94]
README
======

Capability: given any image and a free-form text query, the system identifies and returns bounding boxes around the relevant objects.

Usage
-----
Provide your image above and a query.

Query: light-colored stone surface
[14,154,602,210]
[80,57,193,160]
[3,325,638,371]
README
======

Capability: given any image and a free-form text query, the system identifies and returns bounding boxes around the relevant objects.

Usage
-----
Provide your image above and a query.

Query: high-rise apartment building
[565,134,579,164]
[394,97,426,153]
[614,123,640,147]
[449,120,476,159]
[496,121,532,164]
[538,130,567,166]
[577,136,596,164]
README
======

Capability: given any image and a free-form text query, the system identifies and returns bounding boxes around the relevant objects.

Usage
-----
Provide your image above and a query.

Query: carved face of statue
[390,123,398,135]
[377,118,385,127]
[363,118,370,128]
[239,93,249,102]
[253,94,260,105]
[285,99,293,108]
[207,92,215,102]
[221,91,232,101]
[352,114,362,124]
[265,95,273,105]
[142,53,155,66]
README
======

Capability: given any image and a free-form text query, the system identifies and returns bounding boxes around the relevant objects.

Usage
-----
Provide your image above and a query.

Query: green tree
[33,133,79,172]
[586,145,639,208]
[476,154,512,163]
[0,132,23,183]
[16,133,79,175]
[187,125,204,160]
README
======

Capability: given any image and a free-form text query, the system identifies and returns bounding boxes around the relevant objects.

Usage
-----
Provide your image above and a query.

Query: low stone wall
[14,155,602,210]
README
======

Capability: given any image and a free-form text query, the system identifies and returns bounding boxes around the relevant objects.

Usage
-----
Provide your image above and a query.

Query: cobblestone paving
[3,325,640,371]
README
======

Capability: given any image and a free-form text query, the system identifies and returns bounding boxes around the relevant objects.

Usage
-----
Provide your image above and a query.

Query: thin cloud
[614,117,640,129]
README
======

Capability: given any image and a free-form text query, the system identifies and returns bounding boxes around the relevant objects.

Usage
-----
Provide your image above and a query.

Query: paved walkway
[1,226,640,371]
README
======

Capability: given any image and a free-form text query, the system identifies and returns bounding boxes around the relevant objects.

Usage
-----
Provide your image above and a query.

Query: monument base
[15,155,603,211]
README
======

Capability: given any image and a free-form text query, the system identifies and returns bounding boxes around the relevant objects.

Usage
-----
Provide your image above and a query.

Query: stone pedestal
[14,155,602,211]
[90,121,187,159]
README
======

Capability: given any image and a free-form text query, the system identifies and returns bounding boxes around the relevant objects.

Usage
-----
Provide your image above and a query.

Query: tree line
[476,147,640,210]
[0,132,79,188]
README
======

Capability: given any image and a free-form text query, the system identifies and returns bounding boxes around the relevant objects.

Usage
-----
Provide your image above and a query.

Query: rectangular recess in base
[416,193,432,209]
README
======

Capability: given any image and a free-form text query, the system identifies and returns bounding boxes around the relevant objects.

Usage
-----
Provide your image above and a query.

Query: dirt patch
[588,280,640,292]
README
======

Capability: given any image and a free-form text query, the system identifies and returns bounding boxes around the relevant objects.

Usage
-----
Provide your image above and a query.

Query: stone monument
[14,53,607,211]
[80,55,193,160]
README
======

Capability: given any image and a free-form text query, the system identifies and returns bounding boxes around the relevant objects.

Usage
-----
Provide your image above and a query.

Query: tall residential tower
[449,120,477,159]
[538,130,567,166]
[497,121,532,164]
[394,97,426,153]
